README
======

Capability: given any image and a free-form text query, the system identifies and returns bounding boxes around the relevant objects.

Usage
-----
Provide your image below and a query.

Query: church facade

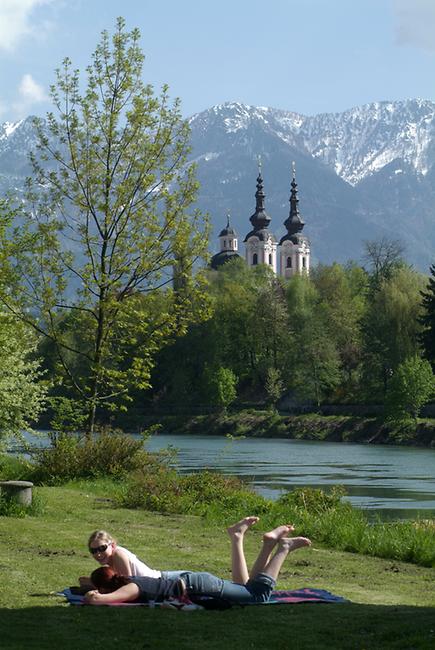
[210,165,310,277]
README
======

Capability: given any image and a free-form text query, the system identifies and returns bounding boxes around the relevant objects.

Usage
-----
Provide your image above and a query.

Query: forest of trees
[5,233,435,437]
[145,251,435,420]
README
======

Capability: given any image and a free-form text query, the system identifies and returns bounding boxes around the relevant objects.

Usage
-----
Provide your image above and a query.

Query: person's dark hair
[91,566,130,592]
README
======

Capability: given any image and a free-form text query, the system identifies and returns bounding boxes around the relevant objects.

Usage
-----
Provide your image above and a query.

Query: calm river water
[144,434,435,521]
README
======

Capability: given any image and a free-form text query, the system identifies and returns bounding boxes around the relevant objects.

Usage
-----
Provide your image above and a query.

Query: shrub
[275,486,347,515]
[180,471,269,516]
[119,465,182,513]
[32,431,153,484]
[119,466,270,517]
[0,454,33,481]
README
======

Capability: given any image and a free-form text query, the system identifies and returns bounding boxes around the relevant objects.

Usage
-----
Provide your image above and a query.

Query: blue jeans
[181,571,276,604]
[131,572,276,604]
[161,570,188,580]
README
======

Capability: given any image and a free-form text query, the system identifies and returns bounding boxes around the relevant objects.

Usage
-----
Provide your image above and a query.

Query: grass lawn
[0,482,434,650]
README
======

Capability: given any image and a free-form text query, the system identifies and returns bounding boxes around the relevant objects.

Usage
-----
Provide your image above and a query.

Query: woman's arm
[111,548,132,577]
[84,582,140,604]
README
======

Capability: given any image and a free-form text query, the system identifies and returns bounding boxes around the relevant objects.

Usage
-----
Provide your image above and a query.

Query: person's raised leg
[227,516,259,584]
[260,536,311,582]
[249,524,294,579]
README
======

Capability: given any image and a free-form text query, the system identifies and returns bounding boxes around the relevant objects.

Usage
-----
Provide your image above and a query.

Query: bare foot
[278,536,311,553]
[227,516,260,539]
[263,524,295,543]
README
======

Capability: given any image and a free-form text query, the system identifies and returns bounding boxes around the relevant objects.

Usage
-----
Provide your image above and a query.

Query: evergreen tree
[419,264,435,369]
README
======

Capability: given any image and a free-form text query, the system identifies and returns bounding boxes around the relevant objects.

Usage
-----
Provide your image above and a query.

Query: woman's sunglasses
[89,543,110,555]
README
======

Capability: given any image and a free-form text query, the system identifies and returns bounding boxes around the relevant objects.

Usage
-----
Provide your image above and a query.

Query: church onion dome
[244,171,272,241]
[219,225,237,237]
[219,213,237,237]
[280,232,309,246]
[210,250,241,269]
[244,227,277,243]
[279,165,307,246]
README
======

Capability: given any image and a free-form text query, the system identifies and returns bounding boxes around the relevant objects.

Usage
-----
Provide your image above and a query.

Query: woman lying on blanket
[83,519,311,605]
[82,517,293,585]
[79,528,190,588]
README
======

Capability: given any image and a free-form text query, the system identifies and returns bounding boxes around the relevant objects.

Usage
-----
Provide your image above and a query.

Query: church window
[302,257,307,268]
[286,257,292,268]
[224,240,226,247]
[268,254,272,265]
[253,253,258,265]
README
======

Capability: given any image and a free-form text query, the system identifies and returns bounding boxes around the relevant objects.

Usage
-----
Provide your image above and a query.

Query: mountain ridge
[2,99,435,270]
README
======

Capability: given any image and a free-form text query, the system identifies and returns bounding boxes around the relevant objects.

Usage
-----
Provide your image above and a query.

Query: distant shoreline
[141,410,435,448]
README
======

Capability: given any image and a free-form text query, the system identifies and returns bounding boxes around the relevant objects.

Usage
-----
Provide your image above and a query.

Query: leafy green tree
[0,19,208,432]
[201,366,238,411]
[206,259,260,383]
[311,263,368,396]
[264,367,284,411]
[205,260,291,388]
[293,325,341,407]
[0,314,46,442]
[419,264,435,369]
[385,356,435,423]
[285,274,341,405]
[361,266,426,399]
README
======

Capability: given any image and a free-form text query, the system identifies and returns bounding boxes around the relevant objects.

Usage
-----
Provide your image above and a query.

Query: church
[210,164,310,277]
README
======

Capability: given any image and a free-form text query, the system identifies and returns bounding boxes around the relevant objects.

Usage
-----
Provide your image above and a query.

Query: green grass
[1,481,435,649]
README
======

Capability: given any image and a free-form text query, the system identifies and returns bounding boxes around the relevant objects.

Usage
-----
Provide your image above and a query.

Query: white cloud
[393,0,435,52]
[0,0,54,52]
[19,73,47,104]
[12,74,48,118]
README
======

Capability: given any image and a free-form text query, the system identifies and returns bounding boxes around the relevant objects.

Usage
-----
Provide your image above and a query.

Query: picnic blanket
[267,588,346,604]
[59,588,202,610]
[59,587,346,609]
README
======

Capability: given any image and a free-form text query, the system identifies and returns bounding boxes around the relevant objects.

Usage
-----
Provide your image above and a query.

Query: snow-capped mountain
[2,100,435,270]
[299,99,435,185]
[0,116,39,195]
[189,99,435,186]
[187,100,435,269]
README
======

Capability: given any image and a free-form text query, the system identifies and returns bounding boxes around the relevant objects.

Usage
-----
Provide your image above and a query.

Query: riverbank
[144,410,435,447]
[1,481,434,650]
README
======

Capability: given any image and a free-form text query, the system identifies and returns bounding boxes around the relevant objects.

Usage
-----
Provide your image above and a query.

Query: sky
[1,0,435,123]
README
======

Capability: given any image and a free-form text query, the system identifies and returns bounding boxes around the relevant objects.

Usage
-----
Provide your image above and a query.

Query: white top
[117,545,162,579]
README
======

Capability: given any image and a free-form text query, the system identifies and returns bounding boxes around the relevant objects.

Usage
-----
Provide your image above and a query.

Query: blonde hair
[88,530,115,549]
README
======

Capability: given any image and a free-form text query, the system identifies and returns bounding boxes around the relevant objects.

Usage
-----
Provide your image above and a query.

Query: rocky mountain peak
[2,101,435,270]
